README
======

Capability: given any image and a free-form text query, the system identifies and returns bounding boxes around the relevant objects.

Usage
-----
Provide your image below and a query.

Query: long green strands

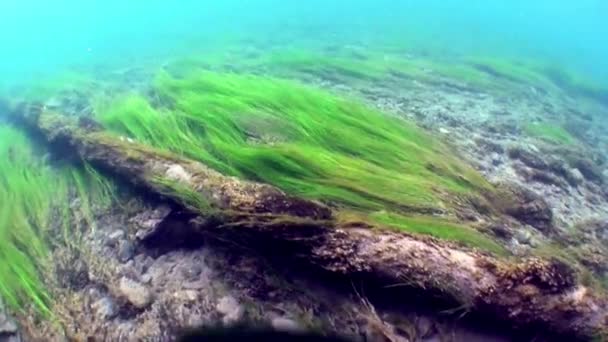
[94,70,505,252]
[98,71,490,214]
[0,126,56,316]
[0,125,117,317]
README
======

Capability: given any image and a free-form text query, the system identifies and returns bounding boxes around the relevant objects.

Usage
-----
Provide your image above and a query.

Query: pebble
[91,297,117,320]
[165,164,192,183]
[118,277,153,309]
[216,296,243,324]
[181,265,202,281]
[106,230,125,246]
[415,316,435,338]
[491,152,502,166]
[514,229,532,245]
[570,168,585,185]
[141,273,153,284]
[118,240,135,263]
[0,313,18,335]
[271,317,302,332]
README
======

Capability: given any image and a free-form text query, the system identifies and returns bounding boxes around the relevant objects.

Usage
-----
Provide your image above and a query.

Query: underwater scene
[1,1,608,341]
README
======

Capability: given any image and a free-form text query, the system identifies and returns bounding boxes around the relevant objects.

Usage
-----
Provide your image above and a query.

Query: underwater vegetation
[95,70,502,250]
[524,122,576,145]
[247,48,608,102]
[0,124,115,317]
[369,211,507,255]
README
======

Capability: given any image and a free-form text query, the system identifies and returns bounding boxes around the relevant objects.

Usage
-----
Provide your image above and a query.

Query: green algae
[0,126,57,317]
[98,71,491,215]
[370,211,507,255]
[0,124,117,318]
[93,70,506,253]
[524,122,575,145]
[150,175,215,214]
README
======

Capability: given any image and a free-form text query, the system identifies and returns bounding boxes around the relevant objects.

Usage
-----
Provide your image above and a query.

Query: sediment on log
[21,108,608,340]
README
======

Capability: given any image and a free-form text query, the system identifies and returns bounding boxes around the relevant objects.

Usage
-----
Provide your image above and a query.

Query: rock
[181,265,202,281]
[271,317,303,332]
[141,273,152,284]
[415,316,436,339]
[514,229,532,245]
[514,164,568,188]
[174,290,198,302]
[106,230,125,246]
[92,297,117,320]
[510,198,553,232]
[0,312,18,335]
[118,277,152,309]
[57,257,89,290]
[490,153,502,166]
[499,184,554,232]
[216,296,243,325]
[576,218,608,244]
[132,205,172,241]
[488,224,512,239]
[507,146,548,170]
[568,157,603,183]
[569,168,585,186]
[165,164,192,183]
[117,240,135,263]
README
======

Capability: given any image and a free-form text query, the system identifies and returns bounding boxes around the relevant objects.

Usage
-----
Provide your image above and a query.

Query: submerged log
[24,109,608,340]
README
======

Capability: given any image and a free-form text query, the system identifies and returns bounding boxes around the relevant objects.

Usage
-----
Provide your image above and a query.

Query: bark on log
[24,109,608,340]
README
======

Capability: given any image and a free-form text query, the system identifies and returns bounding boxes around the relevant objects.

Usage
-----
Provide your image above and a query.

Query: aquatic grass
[268,51,387,81]
[98,71,491,214]
[540,65,608,105]
[0,124,118,317]
[151,176,215,214]
[0,126,58,316]
[524,122,575,145]
[369,211,507,255]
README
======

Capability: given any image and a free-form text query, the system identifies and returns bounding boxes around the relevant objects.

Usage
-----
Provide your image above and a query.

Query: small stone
[106,230,125,247]
[570,168,585,185]
[491,152,502,166]
[141,273,152,284]
[165,164,191,183]
[216,296,243,325]
[415,316,435,339]
[133,206,172,241]
[118,240,135,263]
[174,290,198,302]
[91,297,117,320]
[118,277,152,309]
[0,314,18,334]
[271,317,302,332]
[181,265,202,281]
[515,229,532,245]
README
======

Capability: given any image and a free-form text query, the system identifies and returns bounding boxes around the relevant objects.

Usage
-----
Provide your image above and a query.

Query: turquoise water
[1,0,606,87]
[1,2,608,339]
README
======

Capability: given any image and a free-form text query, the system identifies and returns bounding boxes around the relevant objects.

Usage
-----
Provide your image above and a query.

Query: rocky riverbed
[5,44,608,342]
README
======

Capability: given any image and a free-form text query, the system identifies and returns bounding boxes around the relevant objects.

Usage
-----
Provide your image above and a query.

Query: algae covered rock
[493,183,554,232]
[118,277,153,309]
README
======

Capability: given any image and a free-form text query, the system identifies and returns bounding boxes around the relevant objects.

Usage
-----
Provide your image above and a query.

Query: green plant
[369,211,506,254]
[524,122,575,145]
[0,124,117,317]
[98,71,491,215]
[92,70,507,253]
